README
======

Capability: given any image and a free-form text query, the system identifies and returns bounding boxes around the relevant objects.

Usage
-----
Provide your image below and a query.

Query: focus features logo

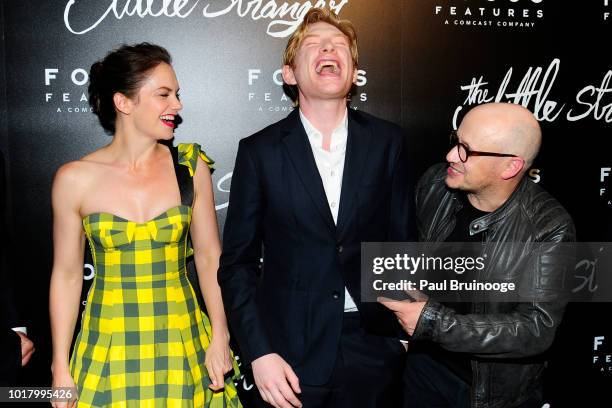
[528,168,541,183]
[44,68,92,114]
[593,336,612,374]
[433,0,544,29]
[602,167,611,207]
[80,263,95,307]
[247,68,368,113]
[248,68,295,113]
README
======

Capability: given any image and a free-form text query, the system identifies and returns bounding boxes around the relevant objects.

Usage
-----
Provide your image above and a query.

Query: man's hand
[15,331,34,366]
[378,297,427,336]
[252,353,302,408]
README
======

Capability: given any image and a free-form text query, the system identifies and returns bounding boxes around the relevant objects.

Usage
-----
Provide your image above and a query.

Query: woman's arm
[49,162,86,396]
[189,155,231,389]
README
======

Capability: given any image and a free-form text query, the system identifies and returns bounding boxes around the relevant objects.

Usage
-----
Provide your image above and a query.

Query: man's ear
[282,65,297,85]
[501,157,525,180]
[113,92,133,115]
[352,67,358,84]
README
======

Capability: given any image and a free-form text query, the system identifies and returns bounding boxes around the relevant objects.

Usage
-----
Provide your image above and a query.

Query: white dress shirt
[299,109,358,313]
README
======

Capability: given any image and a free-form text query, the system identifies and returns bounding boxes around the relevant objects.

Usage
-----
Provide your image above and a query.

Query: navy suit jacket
[1,151,21,384]
[218,109,415,385]
[1,150,19,330]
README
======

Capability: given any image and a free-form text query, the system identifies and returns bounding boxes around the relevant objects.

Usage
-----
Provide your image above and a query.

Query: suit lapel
[281,110,336,232]
[336,109,372,239]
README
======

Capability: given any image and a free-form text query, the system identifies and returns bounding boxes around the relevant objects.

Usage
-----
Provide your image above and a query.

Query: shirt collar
[299,109,348,150]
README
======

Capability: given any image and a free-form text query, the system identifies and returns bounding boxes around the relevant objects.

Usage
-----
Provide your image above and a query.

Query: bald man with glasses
[380,103,575,408]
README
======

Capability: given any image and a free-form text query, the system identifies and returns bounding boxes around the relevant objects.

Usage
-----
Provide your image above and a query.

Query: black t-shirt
[425,194,490,385]
[445,195,489,243]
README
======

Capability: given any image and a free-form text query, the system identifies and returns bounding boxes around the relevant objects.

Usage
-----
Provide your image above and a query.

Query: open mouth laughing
[315,59,341,75]
[160,114,175,128]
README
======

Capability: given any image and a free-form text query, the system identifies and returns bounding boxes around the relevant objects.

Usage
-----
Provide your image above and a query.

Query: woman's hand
[51,365,78,408]
[205,331,233,391]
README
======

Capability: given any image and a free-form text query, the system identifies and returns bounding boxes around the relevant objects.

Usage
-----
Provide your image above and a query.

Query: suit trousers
[253,312,406,408]
[0,328,21,386]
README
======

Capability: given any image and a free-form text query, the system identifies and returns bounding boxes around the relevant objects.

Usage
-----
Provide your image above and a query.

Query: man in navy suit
[0,150,35,386]
[219,8,413,408]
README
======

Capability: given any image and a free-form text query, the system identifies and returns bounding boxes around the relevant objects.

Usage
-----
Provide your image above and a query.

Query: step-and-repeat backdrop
[1,1,611,406]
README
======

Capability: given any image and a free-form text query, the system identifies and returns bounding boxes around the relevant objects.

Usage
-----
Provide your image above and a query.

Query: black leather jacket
[412,163,576,408]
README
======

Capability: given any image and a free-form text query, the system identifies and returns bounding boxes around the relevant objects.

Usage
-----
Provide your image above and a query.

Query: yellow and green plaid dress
[70,143,241,408]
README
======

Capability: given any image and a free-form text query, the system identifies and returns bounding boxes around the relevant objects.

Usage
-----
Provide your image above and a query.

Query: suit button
[337,245,344,253]
[332,291,340,299]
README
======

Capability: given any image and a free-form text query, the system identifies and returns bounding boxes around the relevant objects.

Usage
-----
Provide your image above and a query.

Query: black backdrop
[1,1,611,406]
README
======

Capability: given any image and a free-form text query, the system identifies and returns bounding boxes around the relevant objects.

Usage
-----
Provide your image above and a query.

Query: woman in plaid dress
[49,43,241,408]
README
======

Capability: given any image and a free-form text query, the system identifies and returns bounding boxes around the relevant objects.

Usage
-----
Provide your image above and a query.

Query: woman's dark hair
[88,42,172,134]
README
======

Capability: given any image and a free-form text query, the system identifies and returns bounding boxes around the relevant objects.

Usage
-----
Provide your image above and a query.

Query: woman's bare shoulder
[53,148,111,190]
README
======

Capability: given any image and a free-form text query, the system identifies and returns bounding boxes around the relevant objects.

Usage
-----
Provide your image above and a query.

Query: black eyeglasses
[449,130,517,163]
